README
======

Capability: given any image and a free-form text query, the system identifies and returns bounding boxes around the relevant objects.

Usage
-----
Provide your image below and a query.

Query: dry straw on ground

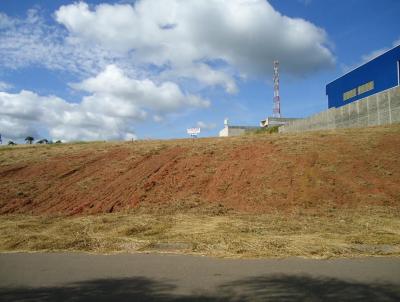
[1,206,399,258]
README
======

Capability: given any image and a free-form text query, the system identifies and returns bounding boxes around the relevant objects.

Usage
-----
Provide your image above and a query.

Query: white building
[219,119,260,137]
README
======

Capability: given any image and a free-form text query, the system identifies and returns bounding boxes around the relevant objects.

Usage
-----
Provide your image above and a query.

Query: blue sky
[0,0,399,142]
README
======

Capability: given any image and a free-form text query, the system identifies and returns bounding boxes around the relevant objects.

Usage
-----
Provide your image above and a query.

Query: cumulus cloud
[0,1,334,91]
[0,1,335,141]
[72,65,209,114]
[55,0,334,79]
[0,65,209,141]
[0,114,39,141]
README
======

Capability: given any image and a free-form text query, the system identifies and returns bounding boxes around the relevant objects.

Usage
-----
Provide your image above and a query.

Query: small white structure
[224,118,229,127]
[219,118,229,137]
[219,119,259,137]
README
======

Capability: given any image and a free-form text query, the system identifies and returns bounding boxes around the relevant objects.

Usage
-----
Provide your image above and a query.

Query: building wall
[219,127,247,137]
[280,85,400,133]
[219,127,229,137]
[326,45,400,109]
[261,117,300,127]
[227,128,247,136]
[219,126,260,137]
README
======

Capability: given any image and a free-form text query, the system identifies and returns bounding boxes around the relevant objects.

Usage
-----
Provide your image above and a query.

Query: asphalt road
[1,253,400,301]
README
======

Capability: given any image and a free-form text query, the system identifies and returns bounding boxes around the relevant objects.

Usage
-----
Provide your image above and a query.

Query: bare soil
[0,125,399,216]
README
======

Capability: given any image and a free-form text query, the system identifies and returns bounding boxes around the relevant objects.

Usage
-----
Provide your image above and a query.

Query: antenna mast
[273,60,281,118]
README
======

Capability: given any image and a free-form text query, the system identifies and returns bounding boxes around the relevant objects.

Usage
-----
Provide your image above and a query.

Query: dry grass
[1,206,399,258]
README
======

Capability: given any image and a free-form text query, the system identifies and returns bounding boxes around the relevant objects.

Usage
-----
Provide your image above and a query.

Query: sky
[0,0,399,142]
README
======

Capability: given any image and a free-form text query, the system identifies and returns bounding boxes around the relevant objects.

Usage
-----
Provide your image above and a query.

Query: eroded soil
[0,125,399,215]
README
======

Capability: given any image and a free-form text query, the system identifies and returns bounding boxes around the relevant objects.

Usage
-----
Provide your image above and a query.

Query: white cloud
[0,65,209,141]
[0,12,14,29]
[0,115,39,141]
[0,9,124,76]
[196,121,217,130]
[162,63,238,94]
[55,1,334,80]
[72,65,210,114]
[0,1,336,141]
[1,1,334,92]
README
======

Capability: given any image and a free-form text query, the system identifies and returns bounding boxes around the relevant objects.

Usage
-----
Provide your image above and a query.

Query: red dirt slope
[0,125,399,215]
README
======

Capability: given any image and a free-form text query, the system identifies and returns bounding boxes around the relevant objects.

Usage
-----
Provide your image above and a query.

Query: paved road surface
[1,253,400,301]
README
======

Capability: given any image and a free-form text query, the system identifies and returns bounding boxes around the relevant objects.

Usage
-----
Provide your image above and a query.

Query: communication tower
[273,60,281,118]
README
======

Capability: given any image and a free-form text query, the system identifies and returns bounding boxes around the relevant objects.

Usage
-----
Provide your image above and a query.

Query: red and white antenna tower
[273,60,281,118]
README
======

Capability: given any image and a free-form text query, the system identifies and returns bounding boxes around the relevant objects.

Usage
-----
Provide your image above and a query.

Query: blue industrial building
[326,44,400,108]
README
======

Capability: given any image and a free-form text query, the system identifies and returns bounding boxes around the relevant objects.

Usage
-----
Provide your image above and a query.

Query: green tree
[25,136,34,144]
[37,139,49,144]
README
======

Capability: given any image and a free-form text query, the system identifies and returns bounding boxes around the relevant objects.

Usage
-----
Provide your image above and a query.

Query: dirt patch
[0,125,399,216]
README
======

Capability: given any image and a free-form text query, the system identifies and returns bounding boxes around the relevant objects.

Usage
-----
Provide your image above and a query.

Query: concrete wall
[279,85,400,133]
[219,126,260,137]
[260,117,300,127]
[227,128,247,136]
[219,126,248,137]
